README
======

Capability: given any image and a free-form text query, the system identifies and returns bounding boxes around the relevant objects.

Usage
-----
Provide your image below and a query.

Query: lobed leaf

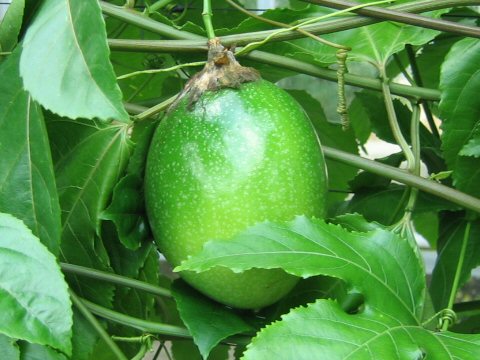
[242,298,480,360]
[177,216,425,323]
[0,213,72,355]
[0,47,61,256]
[48,118,131,307]
[20,0,129,122]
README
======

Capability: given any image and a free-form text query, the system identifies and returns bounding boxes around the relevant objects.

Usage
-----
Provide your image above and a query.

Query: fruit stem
[202,0,216,40]
[70,290,128,360]
[380,68,416,172]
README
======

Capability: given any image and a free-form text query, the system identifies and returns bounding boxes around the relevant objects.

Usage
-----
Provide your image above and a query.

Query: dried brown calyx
[169,38,260,111]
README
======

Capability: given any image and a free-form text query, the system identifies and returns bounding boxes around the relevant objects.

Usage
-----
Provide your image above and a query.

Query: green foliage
[179,215,480,359]
[1,1,479,358]
[0,0,25,53]
[0,213,72,355]
[177,216,426,321]
[430,214,480,311]
[20,0,129,122]
[52,119,131,307]
[440,38,480,197]
[0,47,61,255]
[0,334,20,360]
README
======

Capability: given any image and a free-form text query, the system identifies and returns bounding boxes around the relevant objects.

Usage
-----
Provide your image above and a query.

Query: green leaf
[0,334,19,360]
[459,127,480,157]
[178,215,480,358]
[171,340,229,360]
[430,214,480,311]
[242,298,480,360]
[171,279,253,359]
[0,47,61,255]
[19,342,67,360]
[101,175,149,250]
[258,3,448,68]
[20,0,129,122]
[0,213,72,355]
[70,310,99,360]
[415,36,462,91]
[177,216,425,323]
[49,118,131,306]
[261,276,349,323]
[0,0,25,52]
[439,38,480,197]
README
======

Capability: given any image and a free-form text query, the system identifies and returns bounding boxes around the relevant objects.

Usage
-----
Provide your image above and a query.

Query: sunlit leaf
[0,213,72,355]
[243,298,480,360]
[0,0,25,52]
[177,216,425,323]
[20,0,129,122]
[0,334,19,360]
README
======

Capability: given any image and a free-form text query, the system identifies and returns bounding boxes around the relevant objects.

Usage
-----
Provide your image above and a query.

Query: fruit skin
[145,79,327,309]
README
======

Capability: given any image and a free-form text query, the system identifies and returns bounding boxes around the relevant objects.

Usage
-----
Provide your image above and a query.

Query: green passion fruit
[145,42,327,309]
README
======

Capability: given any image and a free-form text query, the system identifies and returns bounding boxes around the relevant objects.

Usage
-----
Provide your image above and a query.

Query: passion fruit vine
[145,39,328,309]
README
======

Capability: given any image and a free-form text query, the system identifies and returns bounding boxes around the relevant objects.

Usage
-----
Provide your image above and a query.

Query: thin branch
[134,95,177,121]
[304,0,480,38]
[82,297,193,338]
[117,61,205,80]
[101,0,480,46]
[82,297,252,345]
[122,100,480,213]
[322,146,480,214]
[245,51,441,101]
[405,44,441,140]
[226,0,350,51]
[108,40,441,101]
[61,263,172,298]
[70,290,128,360]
